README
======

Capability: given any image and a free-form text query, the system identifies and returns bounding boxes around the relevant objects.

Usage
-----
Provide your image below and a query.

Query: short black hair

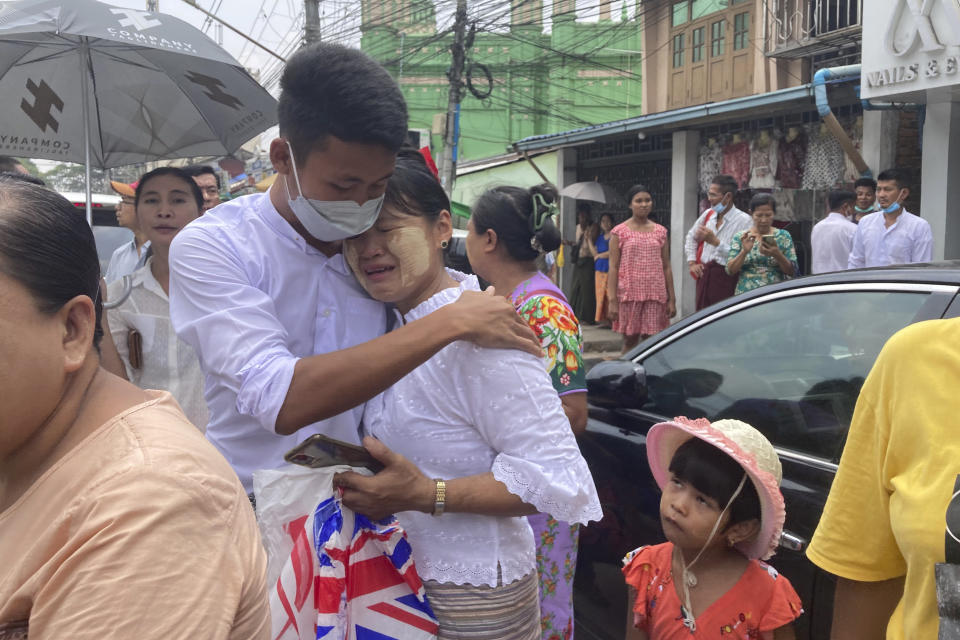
[472,184,562,262]
[182,164,220,190]
[278,43,408,162]
[625,184,652,206]
[0,177,103,348]
[0,171,45,187]
[0,156,23,173]
[669,437,761,529]
[135,166,204,211]
[383,147,450,222]
[853,177,877,191]
[877,168,908,190]
[828,189,856,211]
[748,192,776,213]
[711,174,738,196]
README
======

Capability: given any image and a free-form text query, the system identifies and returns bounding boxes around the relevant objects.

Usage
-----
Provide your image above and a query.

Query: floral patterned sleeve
[514,294,587,395]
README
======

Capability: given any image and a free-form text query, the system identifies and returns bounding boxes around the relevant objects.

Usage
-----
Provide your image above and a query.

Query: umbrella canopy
[0,0,278,169]
[559,181,623,205]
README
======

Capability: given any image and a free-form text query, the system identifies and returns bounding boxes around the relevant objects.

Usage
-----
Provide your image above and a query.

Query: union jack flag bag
[254,465,438,640]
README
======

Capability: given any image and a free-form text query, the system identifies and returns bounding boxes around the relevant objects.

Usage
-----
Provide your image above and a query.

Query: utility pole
[439,0,467,192]
[304,0,321,46]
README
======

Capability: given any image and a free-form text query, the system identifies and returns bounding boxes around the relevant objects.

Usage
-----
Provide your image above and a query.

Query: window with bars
[711,19,726,56]
[673,33,686,67]
[692,27,705,62]
[734,11,749,50]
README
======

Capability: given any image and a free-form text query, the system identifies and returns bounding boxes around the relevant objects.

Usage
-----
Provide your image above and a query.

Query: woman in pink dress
[607,184,676,353]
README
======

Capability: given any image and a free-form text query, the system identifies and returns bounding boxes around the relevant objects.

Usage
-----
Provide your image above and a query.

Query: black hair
[278,43,408,162]
[853,177,877,191]
[877,168,908,190]
[0,156,23,173]
[576,200,592,215]
[0,177,103,348]
[711,174,739,196]
[135,166,204,210]
[0,171,45,187]
[383,147,450,220]
[828,189,856,211]
[182,164,221,190]
[472,184,562,262]
[669,437,761,528]
[748,192,777,213]
[625,184,652,206]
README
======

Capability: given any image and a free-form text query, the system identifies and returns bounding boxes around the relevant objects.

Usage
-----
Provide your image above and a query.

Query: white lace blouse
[363,271,602,587]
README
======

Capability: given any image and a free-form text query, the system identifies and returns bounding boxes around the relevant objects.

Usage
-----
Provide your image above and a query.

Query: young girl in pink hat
[622,417,803,639]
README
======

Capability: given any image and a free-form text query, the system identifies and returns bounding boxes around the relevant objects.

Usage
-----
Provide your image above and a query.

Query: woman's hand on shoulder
[334,437,436,520]
[448,288,541,357]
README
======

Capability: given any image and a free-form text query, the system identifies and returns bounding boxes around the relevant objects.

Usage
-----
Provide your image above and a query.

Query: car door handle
[779,530,807,552]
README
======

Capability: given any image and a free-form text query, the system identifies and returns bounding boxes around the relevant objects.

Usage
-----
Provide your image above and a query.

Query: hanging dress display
[698,139,723,195]
[749,134,779,189]
[721,138,751,189]
[776,128,807,189]
[801,124,846,190]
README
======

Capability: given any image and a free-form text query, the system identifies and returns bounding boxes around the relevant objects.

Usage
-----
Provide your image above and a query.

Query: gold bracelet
[432,478,446,516]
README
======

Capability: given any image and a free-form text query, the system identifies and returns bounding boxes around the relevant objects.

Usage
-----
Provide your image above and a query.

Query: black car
[575,263,960,640]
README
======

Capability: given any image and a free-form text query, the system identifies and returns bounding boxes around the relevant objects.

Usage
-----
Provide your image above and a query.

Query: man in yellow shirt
[806,318,960,639]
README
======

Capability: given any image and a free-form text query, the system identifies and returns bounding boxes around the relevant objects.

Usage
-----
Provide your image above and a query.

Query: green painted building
[360,0,644,164]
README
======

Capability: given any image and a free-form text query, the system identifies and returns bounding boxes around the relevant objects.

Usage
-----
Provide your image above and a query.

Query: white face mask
[283,141,384,242]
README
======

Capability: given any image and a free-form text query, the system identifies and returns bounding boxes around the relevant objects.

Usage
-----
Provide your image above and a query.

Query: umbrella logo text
[20,79,63,133]
[185,71,243,110]
[109,8,162,32]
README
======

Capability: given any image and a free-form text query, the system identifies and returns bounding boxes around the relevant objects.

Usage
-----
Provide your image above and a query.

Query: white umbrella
[559,180,623,205]
[0,0,279,222]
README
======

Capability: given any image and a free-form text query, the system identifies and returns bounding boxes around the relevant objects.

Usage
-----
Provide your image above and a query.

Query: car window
[639,290,933,461]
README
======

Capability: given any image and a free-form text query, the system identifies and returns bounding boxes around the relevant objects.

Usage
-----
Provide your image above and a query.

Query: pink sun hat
[646,416,785,561]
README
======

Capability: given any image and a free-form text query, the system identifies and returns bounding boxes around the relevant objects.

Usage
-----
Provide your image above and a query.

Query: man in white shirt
[169,44,536,495]
[684,174,753,310]
[853,177,878,223]
[847,169,933,269]
[811,190,857,274]
[103,180,150,284]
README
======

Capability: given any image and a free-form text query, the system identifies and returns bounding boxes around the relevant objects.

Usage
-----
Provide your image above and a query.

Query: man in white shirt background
[853,177,877,223]
[169,43,538,498]
[182,164,221,213]
[847,168,933,269]
[811,190,857,274]
[684,174,753,311]
[103,180,150,284]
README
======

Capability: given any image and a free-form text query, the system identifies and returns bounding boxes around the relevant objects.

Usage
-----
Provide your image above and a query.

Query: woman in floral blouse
[726,193,797,295]
[468,183,588,640]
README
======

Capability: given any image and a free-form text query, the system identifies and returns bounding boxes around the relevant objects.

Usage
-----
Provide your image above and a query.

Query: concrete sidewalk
[580,323,622,370]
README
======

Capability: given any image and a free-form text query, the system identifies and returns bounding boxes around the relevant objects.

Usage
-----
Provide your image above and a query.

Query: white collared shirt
[363,271,602,587]
[104,239,151,284]
[847,209,933,269]
[169,192,388,492]
[684,206,753,266]
[811,212,857,274]
[107,258,208,430]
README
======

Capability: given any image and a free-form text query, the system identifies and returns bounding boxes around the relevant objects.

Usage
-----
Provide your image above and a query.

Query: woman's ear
[484,228,499,254]
[59,294,96,373]
[725,518,761,547]
[436,209,453,248]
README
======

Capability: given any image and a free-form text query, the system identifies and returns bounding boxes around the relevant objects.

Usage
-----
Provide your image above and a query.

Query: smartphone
[761,234,776,247]
[284,434,384,473]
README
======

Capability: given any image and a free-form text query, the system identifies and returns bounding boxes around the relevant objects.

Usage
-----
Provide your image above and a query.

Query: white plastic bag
[254,464,438,640]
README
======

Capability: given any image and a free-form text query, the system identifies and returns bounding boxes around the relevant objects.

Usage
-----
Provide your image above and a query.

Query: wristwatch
[432,478,446,516]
